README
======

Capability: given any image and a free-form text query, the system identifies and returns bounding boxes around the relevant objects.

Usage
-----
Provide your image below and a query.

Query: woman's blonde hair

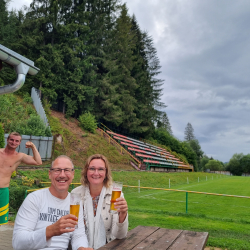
[81,154,113,187]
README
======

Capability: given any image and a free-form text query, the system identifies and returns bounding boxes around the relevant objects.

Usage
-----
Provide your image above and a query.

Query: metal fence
[26,183,250,214]
[4,134,53,161]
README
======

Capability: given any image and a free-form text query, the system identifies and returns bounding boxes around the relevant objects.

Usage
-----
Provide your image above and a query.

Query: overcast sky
[7,0,250,162]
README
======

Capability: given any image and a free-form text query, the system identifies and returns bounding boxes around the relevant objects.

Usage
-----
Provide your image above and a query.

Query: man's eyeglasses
[88,167,106,173]
[50,168,74,175]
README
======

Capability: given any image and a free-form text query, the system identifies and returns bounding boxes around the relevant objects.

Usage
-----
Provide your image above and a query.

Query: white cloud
[7,0,31,11]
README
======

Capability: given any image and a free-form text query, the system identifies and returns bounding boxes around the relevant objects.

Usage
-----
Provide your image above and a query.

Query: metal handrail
[97,128,141,168]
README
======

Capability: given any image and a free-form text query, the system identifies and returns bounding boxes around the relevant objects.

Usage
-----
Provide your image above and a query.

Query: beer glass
[70,193,81,228]
[110,182,123,213]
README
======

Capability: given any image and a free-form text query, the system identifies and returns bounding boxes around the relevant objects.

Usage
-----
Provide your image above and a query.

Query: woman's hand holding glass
[114,197,128,223]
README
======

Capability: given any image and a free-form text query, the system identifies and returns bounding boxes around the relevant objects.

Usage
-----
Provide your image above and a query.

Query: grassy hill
[45,109,134,170]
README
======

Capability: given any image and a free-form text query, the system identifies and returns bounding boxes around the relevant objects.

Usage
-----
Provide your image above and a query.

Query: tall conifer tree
[96,4,140,132]
[130,15,155,135]
[0,1,22,87]
[20,0,97,116]
[184,122,195,141]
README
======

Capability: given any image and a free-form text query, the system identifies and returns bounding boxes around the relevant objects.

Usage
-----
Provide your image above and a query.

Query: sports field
[114,173,250,250]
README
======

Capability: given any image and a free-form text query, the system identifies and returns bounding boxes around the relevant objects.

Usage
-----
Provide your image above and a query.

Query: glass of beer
[110,182,123,213]
[70,193,81,228]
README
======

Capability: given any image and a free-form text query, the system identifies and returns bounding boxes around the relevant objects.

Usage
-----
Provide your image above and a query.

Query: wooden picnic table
[97,225,209,250]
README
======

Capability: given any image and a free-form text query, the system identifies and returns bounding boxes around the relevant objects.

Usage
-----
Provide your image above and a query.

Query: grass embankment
[19,171,250,250]
[44,109,133,170]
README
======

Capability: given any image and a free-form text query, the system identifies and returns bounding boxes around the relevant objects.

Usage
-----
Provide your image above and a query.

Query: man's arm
[21,142,42,165]
[12,193,48,250]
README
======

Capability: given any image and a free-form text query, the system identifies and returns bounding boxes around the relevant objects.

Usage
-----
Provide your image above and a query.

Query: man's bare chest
[0,152,22,172]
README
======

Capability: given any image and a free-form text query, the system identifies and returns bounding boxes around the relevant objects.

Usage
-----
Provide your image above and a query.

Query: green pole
[186,192,188,214]
[25,190,28,199]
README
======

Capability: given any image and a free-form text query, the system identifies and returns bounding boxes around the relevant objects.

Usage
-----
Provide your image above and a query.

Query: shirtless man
[0,132,42,225]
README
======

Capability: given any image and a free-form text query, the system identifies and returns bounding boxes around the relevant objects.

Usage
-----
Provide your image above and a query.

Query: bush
[0,123,4,148]
[23,92,33,104]
[16,115,52,137]
[9,184,27,212]
[26,105,37,115]
[45,126,52,137]
[78,112,97,133]
[22,176,34,187]
[11,171,17,178]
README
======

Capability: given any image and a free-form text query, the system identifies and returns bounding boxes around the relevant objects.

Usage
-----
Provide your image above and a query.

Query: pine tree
[0,3,23,88]
[143,31,165,113]
[184,122,195,141]
[83,0,124,123]
[130,15,155,136]
[189,139,203,170]
[157,112,172,135]
[0,123,5,148]
[0,0,9,45]
[96,4,140,132]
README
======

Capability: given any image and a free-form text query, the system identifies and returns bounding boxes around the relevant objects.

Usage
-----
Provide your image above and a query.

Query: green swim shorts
[0,187,9,225]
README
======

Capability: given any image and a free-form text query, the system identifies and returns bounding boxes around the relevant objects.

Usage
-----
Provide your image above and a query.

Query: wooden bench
[97,225,209,250]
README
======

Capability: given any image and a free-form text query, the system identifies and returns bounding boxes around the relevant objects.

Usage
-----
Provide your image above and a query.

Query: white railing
[31,87,50,128]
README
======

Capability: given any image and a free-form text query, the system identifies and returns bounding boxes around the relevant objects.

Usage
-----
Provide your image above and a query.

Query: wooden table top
[97,225,209,250]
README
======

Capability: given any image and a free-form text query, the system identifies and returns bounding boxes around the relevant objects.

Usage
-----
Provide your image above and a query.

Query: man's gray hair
[51,155,74,169]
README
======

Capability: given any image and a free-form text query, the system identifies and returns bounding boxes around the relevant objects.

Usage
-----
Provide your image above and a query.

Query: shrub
[23,92,33,104]
[11,171,17,178]
[45,126,52,137]
[0,123,4,148]
[16,115,52,137]
[9,180,28,212]
[26,105,36,115]
[22,176,34,187]
[78,112,97,133]
[9,185,27,212]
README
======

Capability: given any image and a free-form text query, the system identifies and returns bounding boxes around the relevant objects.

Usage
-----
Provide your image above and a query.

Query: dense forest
[0,0,165,136]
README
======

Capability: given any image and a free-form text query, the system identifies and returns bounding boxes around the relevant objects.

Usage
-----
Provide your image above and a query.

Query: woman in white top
[71,154,128,249]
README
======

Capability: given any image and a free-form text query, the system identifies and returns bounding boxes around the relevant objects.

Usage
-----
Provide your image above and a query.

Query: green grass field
[117,173,250,250]
[20,170,250,249]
